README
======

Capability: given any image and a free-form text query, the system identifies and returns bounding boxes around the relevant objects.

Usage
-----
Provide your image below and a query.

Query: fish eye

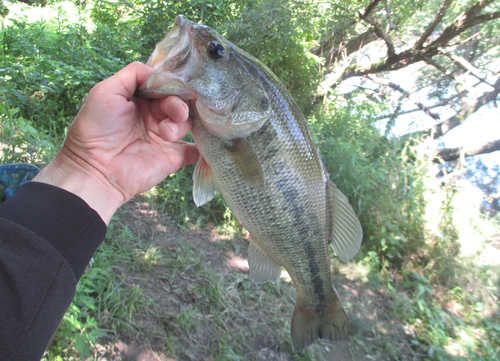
[208,42,225,59]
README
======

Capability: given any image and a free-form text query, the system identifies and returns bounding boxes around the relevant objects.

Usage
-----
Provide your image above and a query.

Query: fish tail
[291,293,349,350]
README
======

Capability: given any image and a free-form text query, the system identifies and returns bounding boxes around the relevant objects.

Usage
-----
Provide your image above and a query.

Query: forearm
[0,183,106,359]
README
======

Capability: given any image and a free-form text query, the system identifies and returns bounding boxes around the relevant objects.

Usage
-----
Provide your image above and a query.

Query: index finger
[105,62,154,99]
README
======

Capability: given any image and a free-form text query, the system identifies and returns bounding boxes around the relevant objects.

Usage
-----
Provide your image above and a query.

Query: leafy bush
[1,3,137,138]
[0,101,56,164]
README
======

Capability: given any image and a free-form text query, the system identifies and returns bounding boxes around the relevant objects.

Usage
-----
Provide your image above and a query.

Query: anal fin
[248,239,281,284]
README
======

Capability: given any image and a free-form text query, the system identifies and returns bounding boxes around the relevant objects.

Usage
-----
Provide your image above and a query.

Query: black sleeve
[0,182,107,360]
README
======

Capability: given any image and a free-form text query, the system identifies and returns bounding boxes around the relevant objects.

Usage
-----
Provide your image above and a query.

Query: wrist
[33,149,124,225]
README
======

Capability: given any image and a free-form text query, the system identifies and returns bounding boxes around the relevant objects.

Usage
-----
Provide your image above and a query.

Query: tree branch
[424,56,477,93]
[311,0,382,57]
[340,1,500,81]
[436,139,500,162]
[385,0,397,30]
[324,31,379,67]
[363,15,396,57]
[428,0,498,49]
[96,0,144,13]
[440,49,494,87]
[414,0,454,50]
[418,77,500,139]
[361,0,383,19]
[368,76,440,120]
[374,89,468,120]
[464,25,480,63]
[310,19,356,56]
[341,48,430,79]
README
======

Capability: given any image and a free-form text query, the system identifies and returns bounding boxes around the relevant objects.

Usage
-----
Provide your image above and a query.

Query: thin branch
[436,139,500,162]
[325,31,378,67]
[424,56,475,92]
[447,31,481,47]
[373,92,467,120]
[420,77,500,139]
[368,76,440,120]
[464,25,480,63]
[310,19,355,56]
[363,15,396,57]
[96,0,144,13]
[385,0,397,30]
[428,0,498,49]
[360,0,383,19]
[414,0,454,50]
[440,48,495,87]
[340,1,500,80]
[374,76,495,120]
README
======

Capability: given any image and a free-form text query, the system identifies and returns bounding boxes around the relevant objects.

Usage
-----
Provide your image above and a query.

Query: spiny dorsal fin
[192,157,218,207]
[248,238,281,284]
[226,138,266,190]
[326,180,362,261]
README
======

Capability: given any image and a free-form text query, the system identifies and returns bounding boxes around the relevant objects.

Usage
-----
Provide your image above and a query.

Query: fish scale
[136,14,363,350]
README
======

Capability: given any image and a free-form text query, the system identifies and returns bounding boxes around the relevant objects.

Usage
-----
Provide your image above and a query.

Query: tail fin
[291,293,349,350]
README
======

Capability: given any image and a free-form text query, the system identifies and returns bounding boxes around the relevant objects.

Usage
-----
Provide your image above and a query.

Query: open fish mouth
[136,15,194,98]
[147,15,193,70]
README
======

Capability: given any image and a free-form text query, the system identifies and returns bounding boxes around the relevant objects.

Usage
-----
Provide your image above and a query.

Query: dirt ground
[94,199,418,361]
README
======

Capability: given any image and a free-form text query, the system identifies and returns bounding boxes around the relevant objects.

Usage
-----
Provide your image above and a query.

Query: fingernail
[168,123,179,136]
[181,101,189,112]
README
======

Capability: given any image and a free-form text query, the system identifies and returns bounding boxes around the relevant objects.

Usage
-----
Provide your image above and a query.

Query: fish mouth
[147,15,192,71]
[135,15,195,98]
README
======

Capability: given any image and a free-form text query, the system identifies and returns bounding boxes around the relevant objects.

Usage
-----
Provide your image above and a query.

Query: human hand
[34,62,199,224]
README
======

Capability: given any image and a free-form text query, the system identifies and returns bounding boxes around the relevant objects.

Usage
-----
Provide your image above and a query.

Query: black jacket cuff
[0,182,107,280]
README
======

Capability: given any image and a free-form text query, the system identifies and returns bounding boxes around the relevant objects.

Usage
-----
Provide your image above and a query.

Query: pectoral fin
[226,138,266,190]
[192,157,218,207]
[248,239,281,284]
[326,180,363,261]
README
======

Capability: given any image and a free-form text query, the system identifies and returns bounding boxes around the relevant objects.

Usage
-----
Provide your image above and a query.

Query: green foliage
[223,0,322,114]
[309,94,428,264]
[1,3,137,138]
[0,101,56,163]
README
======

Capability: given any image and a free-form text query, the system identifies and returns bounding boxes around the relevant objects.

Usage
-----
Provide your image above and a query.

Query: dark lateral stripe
[304,240,326,305]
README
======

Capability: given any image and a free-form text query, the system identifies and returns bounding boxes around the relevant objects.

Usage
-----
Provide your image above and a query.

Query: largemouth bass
[136,15,363,350]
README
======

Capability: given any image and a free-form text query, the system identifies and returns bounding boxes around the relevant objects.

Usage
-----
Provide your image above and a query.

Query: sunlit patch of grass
[139,245,162,266]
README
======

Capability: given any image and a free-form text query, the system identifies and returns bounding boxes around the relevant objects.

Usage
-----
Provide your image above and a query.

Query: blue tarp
[0,163,41,198]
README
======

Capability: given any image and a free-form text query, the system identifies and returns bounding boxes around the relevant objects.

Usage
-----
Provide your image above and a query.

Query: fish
[136,15,363,350]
